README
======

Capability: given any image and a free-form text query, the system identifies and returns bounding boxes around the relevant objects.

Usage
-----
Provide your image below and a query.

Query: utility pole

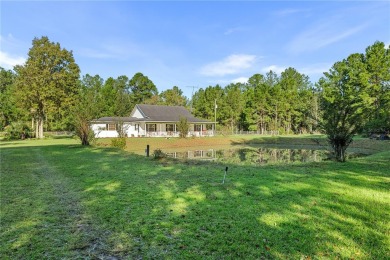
[214,99,218,136]
[185,86,200,112]
[214,99,217,124]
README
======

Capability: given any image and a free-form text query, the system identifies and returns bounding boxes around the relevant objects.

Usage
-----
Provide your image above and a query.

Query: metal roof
[91,117,139,123]
[93,105,211,123]
[135,104,210,123]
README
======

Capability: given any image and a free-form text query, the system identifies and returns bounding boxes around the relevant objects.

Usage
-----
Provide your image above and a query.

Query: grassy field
[1,136,389,259]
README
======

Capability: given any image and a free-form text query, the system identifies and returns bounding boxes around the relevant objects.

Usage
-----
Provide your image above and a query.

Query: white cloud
[204,77,248,86]
[224,27,247,35]
[260,63,331,81]
[300,63,332,76]
[0,34,18,46]
[200,54,257,77]
[77,48,116,59]
[288,20,368,54]
[77,40,147,60]
[274,8,309,17]
[0,34,27,69]
[0,51,25,69]
[261,65,286,74]
[231,77,248,84]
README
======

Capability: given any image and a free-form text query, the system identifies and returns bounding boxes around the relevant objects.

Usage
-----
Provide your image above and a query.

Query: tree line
[1,36,389,161]
[192,69,318,135]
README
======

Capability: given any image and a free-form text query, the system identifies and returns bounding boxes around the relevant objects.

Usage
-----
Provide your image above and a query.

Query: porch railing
[145,130,214,137]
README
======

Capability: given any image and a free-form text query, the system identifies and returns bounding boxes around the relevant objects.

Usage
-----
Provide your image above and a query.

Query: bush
[278,127,286,135]
[4,122,33,140]
[177,117,189,138]
[73,114,96,146]
[153,149,166,159]
[111,137,126,150]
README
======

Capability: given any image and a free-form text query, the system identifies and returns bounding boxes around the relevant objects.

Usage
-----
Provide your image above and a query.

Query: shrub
[111,137,126,150]
[278,127,286,135]
[153,149,166,159]
[4,122,33,140]
[177,117,189,138]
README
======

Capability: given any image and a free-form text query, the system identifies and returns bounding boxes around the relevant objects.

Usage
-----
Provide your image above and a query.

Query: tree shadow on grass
[71,146,389,258]
[2,144,389,259]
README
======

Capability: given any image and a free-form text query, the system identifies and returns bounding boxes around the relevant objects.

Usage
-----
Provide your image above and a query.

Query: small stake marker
[145,145,150,157]
[222,166,228,184]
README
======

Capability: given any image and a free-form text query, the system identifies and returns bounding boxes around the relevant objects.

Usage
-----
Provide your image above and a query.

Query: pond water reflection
[165,147,331,165]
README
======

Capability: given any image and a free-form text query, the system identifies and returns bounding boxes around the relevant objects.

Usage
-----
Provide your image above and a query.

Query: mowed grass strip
[1,138,389,259]
[96,135,330,154]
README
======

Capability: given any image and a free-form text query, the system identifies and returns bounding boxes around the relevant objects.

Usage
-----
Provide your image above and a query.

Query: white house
[91,104,215,138]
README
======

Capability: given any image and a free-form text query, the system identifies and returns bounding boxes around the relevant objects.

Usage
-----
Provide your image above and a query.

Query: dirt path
[33,147,121,259]
[1,146,120,259]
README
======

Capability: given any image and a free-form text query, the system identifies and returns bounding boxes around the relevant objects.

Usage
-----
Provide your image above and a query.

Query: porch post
[201,124,203,137]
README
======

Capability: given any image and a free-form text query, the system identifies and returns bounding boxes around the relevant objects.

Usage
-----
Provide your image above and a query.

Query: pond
[164,147,331,165]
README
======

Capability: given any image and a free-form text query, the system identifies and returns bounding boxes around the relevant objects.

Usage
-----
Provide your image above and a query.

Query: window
[107,123,116,131]
[146,124,156,132]
[135,124,139,131]
[166,124,175,132]
[194,124,202,131]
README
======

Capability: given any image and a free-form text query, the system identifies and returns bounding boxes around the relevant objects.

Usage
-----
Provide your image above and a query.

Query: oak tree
[14,36,80,138]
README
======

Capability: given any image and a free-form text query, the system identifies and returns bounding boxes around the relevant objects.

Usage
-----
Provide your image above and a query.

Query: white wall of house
[91,123,140,138]
[127,123,146,137]
[91,123,118,138]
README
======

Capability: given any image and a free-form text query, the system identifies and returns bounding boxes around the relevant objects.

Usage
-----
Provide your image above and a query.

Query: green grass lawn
[1,137,389,259]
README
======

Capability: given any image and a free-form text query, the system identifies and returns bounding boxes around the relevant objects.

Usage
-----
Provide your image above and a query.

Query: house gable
[130,105,146,119]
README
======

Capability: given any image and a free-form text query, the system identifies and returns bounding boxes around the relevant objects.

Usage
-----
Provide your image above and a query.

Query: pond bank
[95,135,389,158]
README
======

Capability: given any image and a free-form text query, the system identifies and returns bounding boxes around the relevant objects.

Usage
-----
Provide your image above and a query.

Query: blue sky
[1,1,389,98]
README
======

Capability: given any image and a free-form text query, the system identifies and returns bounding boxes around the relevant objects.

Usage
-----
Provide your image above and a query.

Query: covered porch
[140,122,215,137]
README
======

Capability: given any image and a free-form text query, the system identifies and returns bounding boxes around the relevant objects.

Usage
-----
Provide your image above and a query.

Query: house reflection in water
[164,147,330,165]
[165,149,216,160]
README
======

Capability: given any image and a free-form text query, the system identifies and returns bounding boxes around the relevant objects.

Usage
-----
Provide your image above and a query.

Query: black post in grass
[146,145,150,157]
[222,166,228,184]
